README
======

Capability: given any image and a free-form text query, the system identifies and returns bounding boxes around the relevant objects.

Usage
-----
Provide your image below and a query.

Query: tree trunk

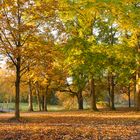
[36,85,41,111]
[134,74,137,107]
[28,79,33,111]
[44,94,47,111]
[44,87,48,111]
[76,90,83,110]
[128,84,131,108]
[110,74,115,110]
[108,75,111,107]
[15,57,21,119]
[90,78,98,111]
[15,1,21,119]
[136,34,140,111]
[42,95,44,111]
[136,71,140,110]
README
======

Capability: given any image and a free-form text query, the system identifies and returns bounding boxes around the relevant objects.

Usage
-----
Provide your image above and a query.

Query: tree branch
[0,35,17,66]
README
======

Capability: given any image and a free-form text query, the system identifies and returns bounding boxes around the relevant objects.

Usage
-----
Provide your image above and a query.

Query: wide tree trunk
[110,75,115,110]
[15,57,21,119]
[90,78,98,111]
[76,90,83,110]
[28,79,33,111]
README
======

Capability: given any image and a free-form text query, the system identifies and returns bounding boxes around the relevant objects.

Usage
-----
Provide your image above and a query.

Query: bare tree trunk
[136,34,140,111]
[42,95,44,111]
[110,74,115,110]
[15,0,21,119]
[44,94,47,111]
[136,71,140,110]
[15,57,20,119]
[36,85,41,111]
[90,78,98,111]
[128,84,131,108]
[134,74,137,107]
[108,74,111,107]
[28,79,33,111]
[44,87,48,111]
[76,90,83,110]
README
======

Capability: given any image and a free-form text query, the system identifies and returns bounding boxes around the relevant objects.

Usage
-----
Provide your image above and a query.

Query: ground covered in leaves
[0,109,140,140]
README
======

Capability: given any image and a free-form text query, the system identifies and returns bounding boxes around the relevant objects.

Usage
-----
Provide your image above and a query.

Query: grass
[0,102,131,112]
[0,102,64,112]
[0,109,139,140]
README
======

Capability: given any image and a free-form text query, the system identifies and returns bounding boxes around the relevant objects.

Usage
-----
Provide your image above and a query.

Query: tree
[113,0,140,110]
[0,0,57,118]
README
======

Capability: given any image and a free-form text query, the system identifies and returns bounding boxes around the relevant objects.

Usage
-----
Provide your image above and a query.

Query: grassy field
[0,102,130,112]
[0,109,139,140]
[0,103,64,112]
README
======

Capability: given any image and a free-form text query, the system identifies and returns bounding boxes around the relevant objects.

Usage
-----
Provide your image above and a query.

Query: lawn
[0,103,64,112]
[0,109,139,140]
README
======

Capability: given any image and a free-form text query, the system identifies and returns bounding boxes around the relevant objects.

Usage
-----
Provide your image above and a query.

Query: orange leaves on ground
[0,110,139,140]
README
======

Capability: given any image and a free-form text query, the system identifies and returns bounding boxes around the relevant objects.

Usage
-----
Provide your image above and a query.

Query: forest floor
[0,108,140,140]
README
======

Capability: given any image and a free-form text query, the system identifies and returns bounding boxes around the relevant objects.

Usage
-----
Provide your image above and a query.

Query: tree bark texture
[90,78,98,111]
[76,90,83,110]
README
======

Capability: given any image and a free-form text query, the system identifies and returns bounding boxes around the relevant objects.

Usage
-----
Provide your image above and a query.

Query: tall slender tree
[0,0,57,118]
